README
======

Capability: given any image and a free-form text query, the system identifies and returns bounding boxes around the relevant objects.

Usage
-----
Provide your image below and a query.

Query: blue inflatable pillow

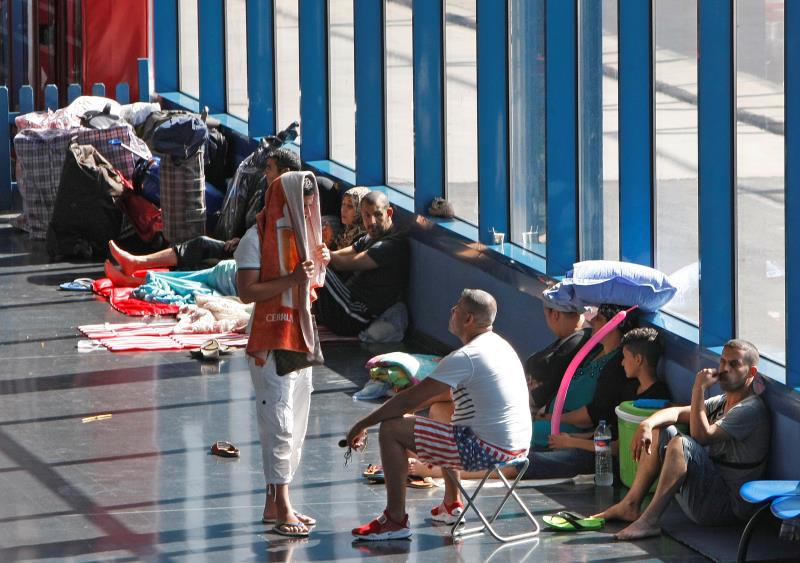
[544,260,677,312]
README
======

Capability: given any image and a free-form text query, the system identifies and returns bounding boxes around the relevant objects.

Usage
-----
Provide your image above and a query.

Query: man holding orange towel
[235,170,329,538]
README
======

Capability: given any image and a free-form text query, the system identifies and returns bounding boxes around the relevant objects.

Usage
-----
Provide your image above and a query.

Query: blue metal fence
[7,2,793,386]
[0,59,151,212]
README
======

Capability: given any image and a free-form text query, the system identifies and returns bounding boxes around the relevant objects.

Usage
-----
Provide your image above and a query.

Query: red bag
[119,182,164,243]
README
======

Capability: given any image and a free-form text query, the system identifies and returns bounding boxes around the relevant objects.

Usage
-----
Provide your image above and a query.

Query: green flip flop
[543,511,605,532]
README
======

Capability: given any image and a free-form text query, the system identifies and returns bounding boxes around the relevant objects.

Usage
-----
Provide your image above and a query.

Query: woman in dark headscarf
[334,186,371,250]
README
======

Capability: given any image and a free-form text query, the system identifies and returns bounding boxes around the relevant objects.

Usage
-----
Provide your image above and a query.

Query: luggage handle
[108,138,150,160]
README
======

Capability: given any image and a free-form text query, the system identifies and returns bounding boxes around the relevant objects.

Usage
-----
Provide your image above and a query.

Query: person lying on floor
[103,258,239,304]
[346,289,531,540]
[108,147,302,273]
[103,187,354,295]
[595,339,769,540]
[314,191,409,336]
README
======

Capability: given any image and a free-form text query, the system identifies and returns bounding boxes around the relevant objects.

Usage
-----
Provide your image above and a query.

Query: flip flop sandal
[543,511,604,532]
[210,441,240,457]
[362,464,382,477]
[407,476,435,489]
[272,521,310,538]
[262,512,317,526]
[59,278,94,291]
[363,464,385,483]
[190,339,232,361]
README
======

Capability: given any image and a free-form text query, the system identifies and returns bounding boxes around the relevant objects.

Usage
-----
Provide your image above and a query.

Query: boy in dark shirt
[526,326,672,478]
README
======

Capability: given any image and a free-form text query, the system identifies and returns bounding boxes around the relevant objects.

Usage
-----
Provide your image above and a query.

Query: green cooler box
[615,400,662,489]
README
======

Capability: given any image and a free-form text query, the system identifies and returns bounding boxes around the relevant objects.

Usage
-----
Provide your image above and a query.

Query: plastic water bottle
[779,517,800,541]
[594,420,613,486]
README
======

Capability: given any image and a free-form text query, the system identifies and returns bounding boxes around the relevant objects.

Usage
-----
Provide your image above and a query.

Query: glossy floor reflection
[0,221,708,562]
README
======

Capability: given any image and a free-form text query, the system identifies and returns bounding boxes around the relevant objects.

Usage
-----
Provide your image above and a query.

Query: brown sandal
[407,476,435,489]
[210,441,240,457]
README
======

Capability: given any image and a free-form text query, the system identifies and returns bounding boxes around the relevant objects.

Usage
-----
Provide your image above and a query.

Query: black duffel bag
[46,142,126,259]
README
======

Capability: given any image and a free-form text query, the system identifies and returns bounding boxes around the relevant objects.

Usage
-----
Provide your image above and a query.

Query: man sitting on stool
[346,289,532,540]
[595,339,770,540]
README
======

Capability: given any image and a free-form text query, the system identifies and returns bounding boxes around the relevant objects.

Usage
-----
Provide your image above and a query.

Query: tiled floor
[0,220,709,562]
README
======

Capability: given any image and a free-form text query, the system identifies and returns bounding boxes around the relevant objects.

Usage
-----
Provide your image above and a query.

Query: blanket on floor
[92,277,180,316]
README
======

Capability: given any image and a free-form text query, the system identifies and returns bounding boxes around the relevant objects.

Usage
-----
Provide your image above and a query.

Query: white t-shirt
[233,225,261,270]
[233,225,261,334]
[429,331,532,451]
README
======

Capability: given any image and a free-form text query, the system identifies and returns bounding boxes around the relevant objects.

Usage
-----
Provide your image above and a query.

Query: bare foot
[263,493,316,526]
[104,260,144,288]
[108,240,142,276]
[615,518,662,541]
[593,501,642,522]
[408,457,441,478]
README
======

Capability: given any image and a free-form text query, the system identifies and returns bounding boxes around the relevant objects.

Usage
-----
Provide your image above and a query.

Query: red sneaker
[352,510,412,541]
[430,500,465,524]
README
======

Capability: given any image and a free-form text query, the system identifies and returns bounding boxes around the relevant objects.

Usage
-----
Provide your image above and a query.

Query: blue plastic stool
[737,480,800,562]
[443,457,540,542]
[772,495,800,520]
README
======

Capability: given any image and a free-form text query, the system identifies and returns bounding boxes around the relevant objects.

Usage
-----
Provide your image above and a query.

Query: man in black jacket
[526,299,592,410]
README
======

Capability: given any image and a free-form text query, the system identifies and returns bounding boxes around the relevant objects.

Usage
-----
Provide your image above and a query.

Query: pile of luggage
[12,96,233,259]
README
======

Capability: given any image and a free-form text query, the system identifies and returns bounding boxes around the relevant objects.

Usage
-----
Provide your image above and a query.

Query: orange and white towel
[246,171,325,363]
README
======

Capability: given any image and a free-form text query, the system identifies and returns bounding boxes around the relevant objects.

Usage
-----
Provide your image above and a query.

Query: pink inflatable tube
[550,305,638,435]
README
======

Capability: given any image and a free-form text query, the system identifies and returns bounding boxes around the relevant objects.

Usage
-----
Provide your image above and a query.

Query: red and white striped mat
[78,322,358,352]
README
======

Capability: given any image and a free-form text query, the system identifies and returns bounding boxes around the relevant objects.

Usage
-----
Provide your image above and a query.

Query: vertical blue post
[92,83,105,97]
[19,86,34,114]
[476,0,509,244]
[412,0,445,215]
[618,0,654,265]
[115,83,130,105]
[786,1,800,386]
[138,58,151,102]
[299,0,329,161]
[0,87,10,210]
[198,0,226,113]
[354,0,386,185]
[67,84,82,103]
[545,0,578,275]
[44,85,59,110]
[247,0,276,138]
[11,0,26,108]
[698,0,735,347]
[578,0,603,259]
[154,0,179,93]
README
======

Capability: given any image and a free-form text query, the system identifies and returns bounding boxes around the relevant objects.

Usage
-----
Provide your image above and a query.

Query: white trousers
[248,354,313,485]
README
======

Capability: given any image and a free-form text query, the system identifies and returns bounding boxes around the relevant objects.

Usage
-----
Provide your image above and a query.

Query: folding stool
[444,457,540,542]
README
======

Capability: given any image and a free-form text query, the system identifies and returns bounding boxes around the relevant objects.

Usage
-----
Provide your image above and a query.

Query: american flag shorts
[413,416,528,472]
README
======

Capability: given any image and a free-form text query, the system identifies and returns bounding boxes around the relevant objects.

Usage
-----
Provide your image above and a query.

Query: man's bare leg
[104,260,145,288]
[109,240,178,275]
[379,416,418,523]
[262,484,315,526]
[441,467,462,506]
[271,483,308,533]
[594,427,664,523]
[615,436,688,540]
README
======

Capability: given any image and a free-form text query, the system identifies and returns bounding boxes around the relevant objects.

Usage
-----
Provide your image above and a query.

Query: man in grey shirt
[595,339,770,540]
